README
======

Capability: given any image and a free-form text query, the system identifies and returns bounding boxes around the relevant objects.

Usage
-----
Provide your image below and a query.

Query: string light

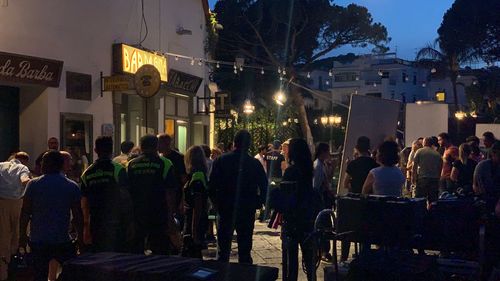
[307,72,311,78]
[261,68,265,75]
[216,62,220,68]
[239,65,243,72]
[233,63,237,70]
[234,68,238,74]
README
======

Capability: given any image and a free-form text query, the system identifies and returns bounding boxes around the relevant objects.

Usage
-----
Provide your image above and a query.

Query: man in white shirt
[0,152,31,281]
[254,145,268,173]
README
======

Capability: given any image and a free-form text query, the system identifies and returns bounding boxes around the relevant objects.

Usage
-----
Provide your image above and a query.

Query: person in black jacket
[182,145,209,258]
[208,130,267,264]
[270,138,322,281]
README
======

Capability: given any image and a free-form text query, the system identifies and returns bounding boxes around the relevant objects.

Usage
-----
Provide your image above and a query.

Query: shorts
[30,242,76,281]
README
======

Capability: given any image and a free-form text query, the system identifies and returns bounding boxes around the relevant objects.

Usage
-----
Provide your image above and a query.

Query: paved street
[204,221,344,281]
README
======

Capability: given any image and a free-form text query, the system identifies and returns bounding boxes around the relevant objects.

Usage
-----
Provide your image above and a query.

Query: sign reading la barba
[0,51,63,87]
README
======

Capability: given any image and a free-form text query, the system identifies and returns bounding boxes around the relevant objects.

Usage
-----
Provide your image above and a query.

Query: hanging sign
[102,75,134,91]
[134,64,161,98]
[113,44,168,82]
[163,69,203,96]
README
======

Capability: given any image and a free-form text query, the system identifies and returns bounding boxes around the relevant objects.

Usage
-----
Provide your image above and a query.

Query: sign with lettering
[102,75,134,91]
[215,91,231,118]
[134,64,161,98]
[163,69,203,96]
[0,51,63,87]
[113,44,168,82]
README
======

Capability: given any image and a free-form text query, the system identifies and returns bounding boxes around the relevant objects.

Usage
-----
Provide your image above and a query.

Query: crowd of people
[0,129,499,281]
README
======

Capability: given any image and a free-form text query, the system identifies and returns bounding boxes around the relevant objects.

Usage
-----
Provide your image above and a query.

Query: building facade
[306,53,474,110]
[0,0,213,163]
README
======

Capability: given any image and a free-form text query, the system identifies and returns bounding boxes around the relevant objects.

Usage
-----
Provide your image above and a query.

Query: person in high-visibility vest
[181,145,209,258]
[127,135,178,255]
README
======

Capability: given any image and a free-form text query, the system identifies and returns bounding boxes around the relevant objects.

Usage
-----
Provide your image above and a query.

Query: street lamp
[242,99,255,115]
[274,90,287,106]
[320,115,342,126]
[320,116,328,126]
[455,111,466,120]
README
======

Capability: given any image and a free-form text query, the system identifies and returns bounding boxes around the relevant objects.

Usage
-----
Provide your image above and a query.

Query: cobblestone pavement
[204,221,345,281]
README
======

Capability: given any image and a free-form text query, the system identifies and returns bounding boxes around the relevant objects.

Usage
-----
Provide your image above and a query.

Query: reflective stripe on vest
[160,156,173,180]
[190,171,207,190]
[112,162,124,183]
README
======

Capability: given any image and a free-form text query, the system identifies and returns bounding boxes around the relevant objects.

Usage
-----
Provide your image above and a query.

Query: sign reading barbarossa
[113,44,168,82]
[0,51,64,87]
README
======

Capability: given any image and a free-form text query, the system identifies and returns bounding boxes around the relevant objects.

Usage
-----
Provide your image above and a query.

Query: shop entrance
[60,113,93,182]
[0,86,20,161]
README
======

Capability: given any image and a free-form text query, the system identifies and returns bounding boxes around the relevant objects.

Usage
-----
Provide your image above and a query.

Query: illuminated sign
[113,44,168,82]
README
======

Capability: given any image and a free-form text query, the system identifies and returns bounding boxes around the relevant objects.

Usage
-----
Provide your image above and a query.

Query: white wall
[0,0,208,158]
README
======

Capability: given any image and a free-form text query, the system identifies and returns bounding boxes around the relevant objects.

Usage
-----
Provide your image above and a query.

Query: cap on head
[272,140,281,150]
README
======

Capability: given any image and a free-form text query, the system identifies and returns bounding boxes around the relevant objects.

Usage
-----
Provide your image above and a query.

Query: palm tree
[416,39,477,112]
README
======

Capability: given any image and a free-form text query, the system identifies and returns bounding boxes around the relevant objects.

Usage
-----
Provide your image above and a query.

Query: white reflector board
[405,103,449,147]
[337,95,401,195]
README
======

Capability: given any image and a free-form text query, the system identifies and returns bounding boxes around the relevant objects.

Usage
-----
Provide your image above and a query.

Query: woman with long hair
[271,138,321,281]
[181,145,208,258]
[450,143,477,194]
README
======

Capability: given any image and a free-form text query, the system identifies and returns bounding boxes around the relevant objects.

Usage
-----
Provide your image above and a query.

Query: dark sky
[208,0,455,61]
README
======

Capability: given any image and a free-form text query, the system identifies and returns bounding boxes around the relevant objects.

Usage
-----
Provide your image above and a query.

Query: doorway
[0,86,20,161]
[60,113,93,182]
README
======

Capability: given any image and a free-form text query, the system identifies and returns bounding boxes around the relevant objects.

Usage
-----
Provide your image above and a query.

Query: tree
[438,0,500,64]
[416,39,476,112]
[212,0,389,146]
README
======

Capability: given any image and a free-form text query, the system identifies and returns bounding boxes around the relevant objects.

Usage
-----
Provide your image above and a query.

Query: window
[334,72,357,82]
[177,124,187,153]
[435,91,446,102]
[366,93,382,98]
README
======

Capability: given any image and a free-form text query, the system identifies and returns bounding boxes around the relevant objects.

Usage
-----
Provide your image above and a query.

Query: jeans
[282,229,317,281]
[217,209,255,264]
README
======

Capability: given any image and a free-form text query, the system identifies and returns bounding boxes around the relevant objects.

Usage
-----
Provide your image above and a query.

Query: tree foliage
[212,0,389,145]
[438,0,500,63]
[416,39,477,111]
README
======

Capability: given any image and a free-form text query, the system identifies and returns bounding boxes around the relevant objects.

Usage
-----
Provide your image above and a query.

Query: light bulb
[307,72,311,78]
[329,70,333,77]
[175,56,179,61]
[198,59,203,66]
[261,68,265,75]
[278,67,281,74]
[283,69,287,75]
[234,69,238,74]
[239,66,243,71]
[190,58,195,65]
[233,63,237,70]
[216,62,220,68]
